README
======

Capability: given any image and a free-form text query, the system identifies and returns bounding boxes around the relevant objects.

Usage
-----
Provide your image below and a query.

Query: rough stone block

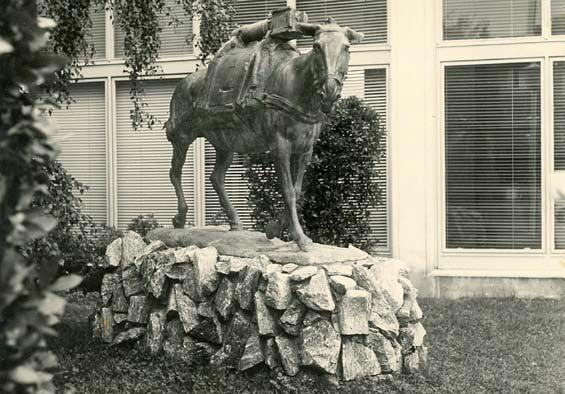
[122,231,146,269]
[112,284,129,313]
[279,299,306,336]
[101,307,114,343]
[113,327,146,345]
[175,284,200,333]
[264,337,281,369]
[134,240,167,267]
[214,277,236,320]
[340,339,381,381]
[122,266,144,297]
[166,263,191,281]
[352,265,399,337]
[255,291,278,336]
[265,272,292,310]
[193,246,219,297]
[296,270,335,312]
[338,289,369,335]
[101,273,120,305]
[366,329,401,373]
[300,319,341,374]
[174,245,199,263]
[113,313,127,324]
[275,336,300,376]
[236,263,262,310]
[239,325,264,371]
[289,266,318,281]
[329,275,357,295]
[127,295,149,324]
[188,318,221,345]
[105,238,122,268]
[282,263,298,273]
[323,263,353,277]
[146,309,166,354]
[197,301,214,318]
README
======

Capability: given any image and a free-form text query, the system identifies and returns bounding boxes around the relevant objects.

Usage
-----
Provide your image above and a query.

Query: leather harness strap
[261,93,326,124]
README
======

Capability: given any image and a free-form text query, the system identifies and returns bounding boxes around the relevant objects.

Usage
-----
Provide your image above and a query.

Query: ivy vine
[43,0,234,129]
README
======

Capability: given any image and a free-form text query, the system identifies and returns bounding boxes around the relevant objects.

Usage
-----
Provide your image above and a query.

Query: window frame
[439,57,549,257]
[435,0,565,275]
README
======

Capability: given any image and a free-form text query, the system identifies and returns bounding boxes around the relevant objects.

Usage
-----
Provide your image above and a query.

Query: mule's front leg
[273,138,312,251]
[170,140,190,228]
[211,149,242,231]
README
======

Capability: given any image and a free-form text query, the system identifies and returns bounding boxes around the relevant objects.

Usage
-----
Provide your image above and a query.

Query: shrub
[25,161,97,274]
[127,214,161,239]
[245,96,385,250]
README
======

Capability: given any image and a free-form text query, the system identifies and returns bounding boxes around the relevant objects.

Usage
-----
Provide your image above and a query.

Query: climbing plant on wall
[43,0,234,129]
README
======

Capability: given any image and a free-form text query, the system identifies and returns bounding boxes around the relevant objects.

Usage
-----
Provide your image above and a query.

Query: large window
[443,0,541,40]
[296,0,387,45]
[444,62,542,250]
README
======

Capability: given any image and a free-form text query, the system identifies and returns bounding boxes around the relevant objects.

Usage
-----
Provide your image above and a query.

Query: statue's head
[298,18,364,113]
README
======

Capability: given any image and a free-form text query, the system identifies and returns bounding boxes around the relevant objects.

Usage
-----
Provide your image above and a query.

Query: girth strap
[261,93,325,124]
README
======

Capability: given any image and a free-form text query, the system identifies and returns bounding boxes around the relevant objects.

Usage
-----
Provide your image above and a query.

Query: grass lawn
[51,295,565,393]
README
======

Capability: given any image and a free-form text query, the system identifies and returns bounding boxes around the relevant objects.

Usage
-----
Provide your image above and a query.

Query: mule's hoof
[297,237,313,252]
[172,215,185,229]
[230,223,243,231]
[265,220,282,240]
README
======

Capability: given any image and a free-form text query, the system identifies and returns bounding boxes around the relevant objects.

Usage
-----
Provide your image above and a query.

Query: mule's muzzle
[318,78,341,113]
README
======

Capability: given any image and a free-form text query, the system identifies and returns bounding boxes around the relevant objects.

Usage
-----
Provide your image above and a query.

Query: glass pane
[445,62,542,249]
[554,62,565,169]
[443,0,541,40]
[552,0,565,35]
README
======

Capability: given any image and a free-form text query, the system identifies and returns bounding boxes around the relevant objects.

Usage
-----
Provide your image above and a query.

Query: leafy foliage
[245,97,385,250]
[0,1,80,392]
[41,0,234,129]
[24,161,121,292]
[127,213,161,239]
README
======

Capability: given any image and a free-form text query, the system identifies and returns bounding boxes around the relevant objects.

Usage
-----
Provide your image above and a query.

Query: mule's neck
[280,49,321,113]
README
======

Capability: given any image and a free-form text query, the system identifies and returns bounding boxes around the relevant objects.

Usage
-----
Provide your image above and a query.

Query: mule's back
[197,35,299,113]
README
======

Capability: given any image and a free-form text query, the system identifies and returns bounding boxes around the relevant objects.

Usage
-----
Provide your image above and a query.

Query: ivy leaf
[9,366,53,385]
[0,36,14,54]
[48,274,82,292]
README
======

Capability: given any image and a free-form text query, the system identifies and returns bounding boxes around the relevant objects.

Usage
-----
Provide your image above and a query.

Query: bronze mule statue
[166,12,363,251]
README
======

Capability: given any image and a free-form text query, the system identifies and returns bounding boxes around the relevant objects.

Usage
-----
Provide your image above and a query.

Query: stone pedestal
[93,227,427,381]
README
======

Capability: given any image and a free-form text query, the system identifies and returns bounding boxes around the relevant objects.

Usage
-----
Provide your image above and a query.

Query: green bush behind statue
[245,96,385,251]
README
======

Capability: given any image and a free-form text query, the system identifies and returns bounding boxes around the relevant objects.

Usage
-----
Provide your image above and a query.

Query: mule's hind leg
[170,137,193,228]
[211,149,242,231]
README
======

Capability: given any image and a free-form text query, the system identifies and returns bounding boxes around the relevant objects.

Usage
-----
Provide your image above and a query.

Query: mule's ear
[297,22,320,37]
[324,17,337,25]
[344,27,364,44]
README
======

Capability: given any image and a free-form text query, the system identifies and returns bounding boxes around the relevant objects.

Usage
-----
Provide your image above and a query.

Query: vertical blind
[552,0,565,34]
[443,0,541,40]
[296,0,387,46]
[444,62,542,249]
[554,61,565,169]
[51,82,107,225]
[114,0,193,59]
[115,79,195,229]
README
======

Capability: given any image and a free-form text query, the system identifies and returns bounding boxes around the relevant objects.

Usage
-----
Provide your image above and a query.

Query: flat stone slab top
[147,226,371,266]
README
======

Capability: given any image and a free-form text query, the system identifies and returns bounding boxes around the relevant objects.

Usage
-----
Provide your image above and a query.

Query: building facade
[53,0,565,297]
